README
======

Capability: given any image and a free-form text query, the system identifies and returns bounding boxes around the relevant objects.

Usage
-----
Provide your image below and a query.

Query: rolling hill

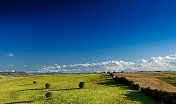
[0,74,159,104]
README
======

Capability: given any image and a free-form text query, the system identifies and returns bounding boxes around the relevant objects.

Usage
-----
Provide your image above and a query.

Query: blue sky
[1,0,176,72]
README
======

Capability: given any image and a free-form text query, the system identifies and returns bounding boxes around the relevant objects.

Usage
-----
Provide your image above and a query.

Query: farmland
[157,77,176,87]
[0,74,158,104]
[113,72,176,92]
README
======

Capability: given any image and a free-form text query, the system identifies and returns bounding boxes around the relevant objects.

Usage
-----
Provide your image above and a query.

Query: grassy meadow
[0,74,159,104]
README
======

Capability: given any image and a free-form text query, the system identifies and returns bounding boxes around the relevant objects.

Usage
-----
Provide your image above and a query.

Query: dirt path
[113,72,176,92]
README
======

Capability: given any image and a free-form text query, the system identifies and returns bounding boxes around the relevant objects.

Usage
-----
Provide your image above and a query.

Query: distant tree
[78,82,85,89]
[107,71,110,74]
[121,71,124,73]
[33,81,37,84]
[45,83,51,89]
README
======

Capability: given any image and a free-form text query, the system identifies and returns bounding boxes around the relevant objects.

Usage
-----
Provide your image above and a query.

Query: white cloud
[11,70,15,72]
[2,54,176,73]
[8,53,14,56]
[62,65,67,68]
[34,66,39,68]
[32,54,176,73]
[8,64,15,67]
[56,66,61,69]
[37,68,60,73]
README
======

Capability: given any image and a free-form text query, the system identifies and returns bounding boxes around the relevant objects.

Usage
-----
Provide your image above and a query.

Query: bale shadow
[97,79,132,90]
[123,91,159,104]
[5,101,33,104]
[49,88,79,91]
[19,88,45,91]
[97,79,119,87]
[102,74,111,76]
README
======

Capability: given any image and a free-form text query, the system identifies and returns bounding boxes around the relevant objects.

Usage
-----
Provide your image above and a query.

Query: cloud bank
[35,54,176,73]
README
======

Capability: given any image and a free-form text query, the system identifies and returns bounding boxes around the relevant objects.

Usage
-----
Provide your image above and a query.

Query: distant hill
[0,71,33,77]
[31,72,96,75]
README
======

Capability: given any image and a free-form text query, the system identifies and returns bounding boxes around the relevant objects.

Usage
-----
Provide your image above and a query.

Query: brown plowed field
[113,72,176,92]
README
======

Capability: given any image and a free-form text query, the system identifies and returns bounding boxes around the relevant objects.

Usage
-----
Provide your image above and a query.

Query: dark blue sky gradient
[1,0,176,66]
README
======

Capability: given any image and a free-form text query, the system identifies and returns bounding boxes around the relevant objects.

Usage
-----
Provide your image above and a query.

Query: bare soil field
[113,72,176,92]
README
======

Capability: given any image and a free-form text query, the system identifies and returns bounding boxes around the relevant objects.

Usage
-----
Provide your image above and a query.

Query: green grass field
[157,77,176,87]
[0,74,159,104]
